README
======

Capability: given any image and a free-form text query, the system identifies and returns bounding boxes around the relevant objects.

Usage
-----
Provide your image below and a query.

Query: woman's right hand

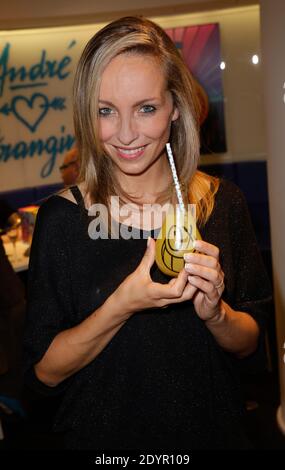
[33,238,197,387]
[111,237,197,318]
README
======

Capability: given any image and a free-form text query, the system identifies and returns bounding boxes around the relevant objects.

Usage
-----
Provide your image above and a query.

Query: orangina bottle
[155,143,202,277]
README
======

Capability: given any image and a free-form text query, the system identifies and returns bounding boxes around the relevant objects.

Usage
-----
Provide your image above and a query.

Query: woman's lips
[115,145,146,160]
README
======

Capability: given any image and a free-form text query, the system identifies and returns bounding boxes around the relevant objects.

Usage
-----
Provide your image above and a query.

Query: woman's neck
[116,154,172,205]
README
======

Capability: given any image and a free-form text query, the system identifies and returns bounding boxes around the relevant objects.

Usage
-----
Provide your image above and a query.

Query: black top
[23,179,272,450]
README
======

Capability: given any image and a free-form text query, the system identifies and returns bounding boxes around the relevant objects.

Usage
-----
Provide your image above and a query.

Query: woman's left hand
[184,239,225,321]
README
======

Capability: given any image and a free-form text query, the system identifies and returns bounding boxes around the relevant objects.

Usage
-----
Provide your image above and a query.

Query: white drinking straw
[166,143,185,212]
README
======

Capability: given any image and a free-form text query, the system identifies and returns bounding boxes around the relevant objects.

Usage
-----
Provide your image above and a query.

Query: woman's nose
[117,115,139,145]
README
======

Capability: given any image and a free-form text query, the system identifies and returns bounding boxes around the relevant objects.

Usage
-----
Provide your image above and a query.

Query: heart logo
[11,93,49,133]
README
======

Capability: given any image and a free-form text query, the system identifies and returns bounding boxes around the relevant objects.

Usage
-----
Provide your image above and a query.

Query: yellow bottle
[155,205,202,277]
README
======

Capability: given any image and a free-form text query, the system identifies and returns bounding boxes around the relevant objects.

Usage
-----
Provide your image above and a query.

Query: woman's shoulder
[36,188,80,226]
[195,171,249,223]
[209,177,250,227]
[196,170,244,201]
[216,177,247,206]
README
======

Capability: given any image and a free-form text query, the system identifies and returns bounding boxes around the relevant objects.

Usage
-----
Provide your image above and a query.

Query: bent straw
[166,143,185,212]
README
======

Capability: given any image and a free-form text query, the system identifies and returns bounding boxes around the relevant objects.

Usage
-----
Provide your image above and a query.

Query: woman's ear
[171,107,180,122]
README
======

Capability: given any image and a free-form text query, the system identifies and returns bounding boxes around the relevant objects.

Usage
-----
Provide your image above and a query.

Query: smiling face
[98,53,179,181]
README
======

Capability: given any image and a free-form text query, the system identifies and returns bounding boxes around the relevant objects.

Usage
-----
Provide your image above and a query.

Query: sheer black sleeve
[222,181,272,370]
[227,182,272,330]
[23,197,74,395]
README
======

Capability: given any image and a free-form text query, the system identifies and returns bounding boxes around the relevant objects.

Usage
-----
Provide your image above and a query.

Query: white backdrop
[0,24,103,191]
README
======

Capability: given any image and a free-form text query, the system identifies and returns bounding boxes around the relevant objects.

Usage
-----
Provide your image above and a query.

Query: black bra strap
[70,185,84,207]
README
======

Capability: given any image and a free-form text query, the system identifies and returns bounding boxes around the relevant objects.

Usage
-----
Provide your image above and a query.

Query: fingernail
[193,240,197,248]
[147,236,151,248]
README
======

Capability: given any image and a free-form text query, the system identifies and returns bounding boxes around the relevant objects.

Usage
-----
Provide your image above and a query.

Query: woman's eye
[140,105,156,114]
[98,107,113,116]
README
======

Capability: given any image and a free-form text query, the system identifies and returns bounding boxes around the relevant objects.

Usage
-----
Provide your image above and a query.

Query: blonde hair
[73,16,219,226]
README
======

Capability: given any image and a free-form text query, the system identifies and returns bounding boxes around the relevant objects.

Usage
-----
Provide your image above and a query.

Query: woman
[24,16,271,450]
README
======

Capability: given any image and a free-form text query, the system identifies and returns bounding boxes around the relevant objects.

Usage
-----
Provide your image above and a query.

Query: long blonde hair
[73,16,219,226]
